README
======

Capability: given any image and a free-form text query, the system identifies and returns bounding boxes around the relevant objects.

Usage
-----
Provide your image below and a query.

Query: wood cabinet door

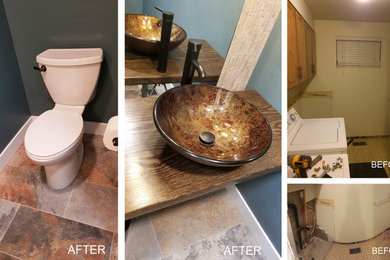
[306,24,313,78]
[296,13,307,82]
[288,1,299,89]
[311,29,317,76]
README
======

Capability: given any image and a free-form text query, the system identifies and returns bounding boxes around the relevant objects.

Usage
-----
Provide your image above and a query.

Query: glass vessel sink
[153,85,272,167]
[125,14,187,55]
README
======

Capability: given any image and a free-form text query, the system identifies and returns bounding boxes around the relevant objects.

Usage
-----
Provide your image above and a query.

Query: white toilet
[25,48,103,189]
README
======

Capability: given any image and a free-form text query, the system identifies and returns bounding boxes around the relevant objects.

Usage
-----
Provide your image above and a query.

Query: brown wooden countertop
[125,39,224,85]
[125,90,281,219]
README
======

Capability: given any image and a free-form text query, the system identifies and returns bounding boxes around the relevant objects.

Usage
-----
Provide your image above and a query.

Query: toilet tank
[36,48,103,106]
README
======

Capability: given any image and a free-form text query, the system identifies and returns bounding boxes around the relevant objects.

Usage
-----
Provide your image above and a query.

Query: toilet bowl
[25,48,103,189]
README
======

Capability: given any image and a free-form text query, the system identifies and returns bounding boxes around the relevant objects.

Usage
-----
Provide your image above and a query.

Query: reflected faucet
[155,6,174,73]
[181,40,206,85]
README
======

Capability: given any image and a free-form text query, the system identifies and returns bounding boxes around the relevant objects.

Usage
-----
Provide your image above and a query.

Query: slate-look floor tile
[0,251,18,260]
[0,199,19,242]
[163,224,266,260]
[7,145,41,171]
[0,206,113,260]
[64,181,117,232]
[77,135,118,188]
[109,233,118,260]
[0,135,117,259]
[211,224,266,260]
[0,166,73,216]
[125,216,162,260]
[162,239,219,260]
[150,189,243,256]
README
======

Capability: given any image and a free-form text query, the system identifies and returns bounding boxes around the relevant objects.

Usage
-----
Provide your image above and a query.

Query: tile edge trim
[0,117,33,173]
[226,185,281,260]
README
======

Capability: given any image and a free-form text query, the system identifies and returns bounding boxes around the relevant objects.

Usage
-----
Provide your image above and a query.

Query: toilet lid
[25,110,83,158]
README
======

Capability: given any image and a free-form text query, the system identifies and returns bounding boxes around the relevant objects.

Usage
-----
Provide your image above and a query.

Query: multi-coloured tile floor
[0,134,118,260]
[125,189,267,260]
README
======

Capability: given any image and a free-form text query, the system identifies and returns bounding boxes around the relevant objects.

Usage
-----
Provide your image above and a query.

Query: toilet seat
[25,110,84,163]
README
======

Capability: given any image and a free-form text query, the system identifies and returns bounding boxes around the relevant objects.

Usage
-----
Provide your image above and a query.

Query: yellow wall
[295,20,390,136]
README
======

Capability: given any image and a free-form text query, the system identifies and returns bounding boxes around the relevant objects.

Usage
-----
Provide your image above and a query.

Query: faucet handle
[188,40,202,52]
[154,6,174,17]
[33,65,46,72]
[154,6,165,13]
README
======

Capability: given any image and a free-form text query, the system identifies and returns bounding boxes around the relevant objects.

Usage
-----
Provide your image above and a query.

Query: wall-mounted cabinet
[288,1,316,89]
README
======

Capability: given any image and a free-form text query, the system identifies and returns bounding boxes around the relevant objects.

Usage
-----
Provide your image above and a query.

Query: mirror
[125,0,245,98]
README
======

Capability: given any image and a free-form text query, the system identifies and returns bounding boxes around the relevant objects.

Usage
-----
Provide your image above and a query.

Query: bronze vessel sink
[153,85,272,167]
[125,14,187,55]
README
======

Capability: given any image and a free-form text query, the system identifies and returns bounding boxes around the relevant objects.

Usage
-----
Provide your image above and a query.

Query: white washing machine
[287,108,350,178]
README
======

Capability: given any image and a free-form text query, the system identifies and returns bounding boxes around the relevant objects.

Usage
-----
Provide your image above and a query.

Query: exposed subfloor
[299,236,332,260]
[347,136,390,177]
[125,189,267,260]
[0,134,118,260]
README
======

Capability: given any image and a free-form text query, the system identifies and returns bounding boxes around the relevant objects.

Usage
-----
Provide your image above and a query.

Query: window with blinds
[336,39,381,68]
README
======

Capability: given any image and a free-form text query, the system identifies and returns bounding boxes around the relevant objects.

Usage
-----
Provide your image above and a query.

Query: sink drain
[199,131,215,146]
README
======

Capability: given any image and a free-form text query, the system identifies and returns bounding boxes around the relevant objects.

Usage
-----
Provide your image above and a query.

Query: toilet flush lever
[33,65,46,72]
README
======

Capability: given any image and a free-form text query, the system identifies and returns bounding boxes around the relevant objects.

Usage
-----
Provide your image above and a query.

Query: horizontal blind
[336,39,381,68]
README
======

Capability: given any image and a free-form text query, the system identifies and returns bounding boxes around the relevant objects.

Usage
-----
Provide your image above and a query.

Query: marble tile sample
[64,181,117,232]
[125,216,162,260]
[211,224,266,260]
[0,199,19,241]
[0,166,73,216]
[77,135,118,188]
[150,189,243,256]
[0,206,113,260]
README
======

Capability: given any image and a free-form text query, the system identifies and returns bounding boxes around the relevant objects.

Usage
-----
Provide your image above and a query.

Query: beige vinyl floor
[326,230,390,260]
[347,136,390,177]
[299,230,390,260]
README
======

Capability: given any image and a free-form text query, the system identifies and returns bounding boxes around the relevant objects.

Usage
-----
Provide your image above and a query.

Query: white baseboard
[226,185,281,260]
[0,117,34,173]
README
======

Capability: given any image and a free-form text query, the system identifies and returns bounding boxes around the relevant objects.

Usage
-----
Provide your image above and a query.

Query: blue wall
[246,14,281,114]
[3,0,118,123]
[142,0,245,58]
[125,0,143,14]
[0,0,30,153]
[237,13,281,255]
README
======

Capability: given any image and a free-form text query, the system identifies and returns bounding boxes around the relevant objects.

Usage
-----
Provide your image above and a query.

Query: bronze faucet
[181,40,206,85]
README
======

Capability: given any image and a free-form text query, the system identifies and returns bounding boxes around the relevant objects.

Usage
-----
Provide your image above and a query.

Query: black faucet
[155,6,173,73]
[181,40,206,85]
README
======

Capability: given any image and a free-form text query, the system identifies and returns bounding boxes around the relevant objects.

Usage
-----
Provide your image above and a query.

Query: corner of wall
[289,0,314,29]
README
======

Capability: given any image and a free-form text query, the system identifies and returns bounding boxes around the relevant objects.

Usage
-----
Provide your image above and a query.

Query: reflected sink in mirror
[125,14,187,55]
[153,85,272,167]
